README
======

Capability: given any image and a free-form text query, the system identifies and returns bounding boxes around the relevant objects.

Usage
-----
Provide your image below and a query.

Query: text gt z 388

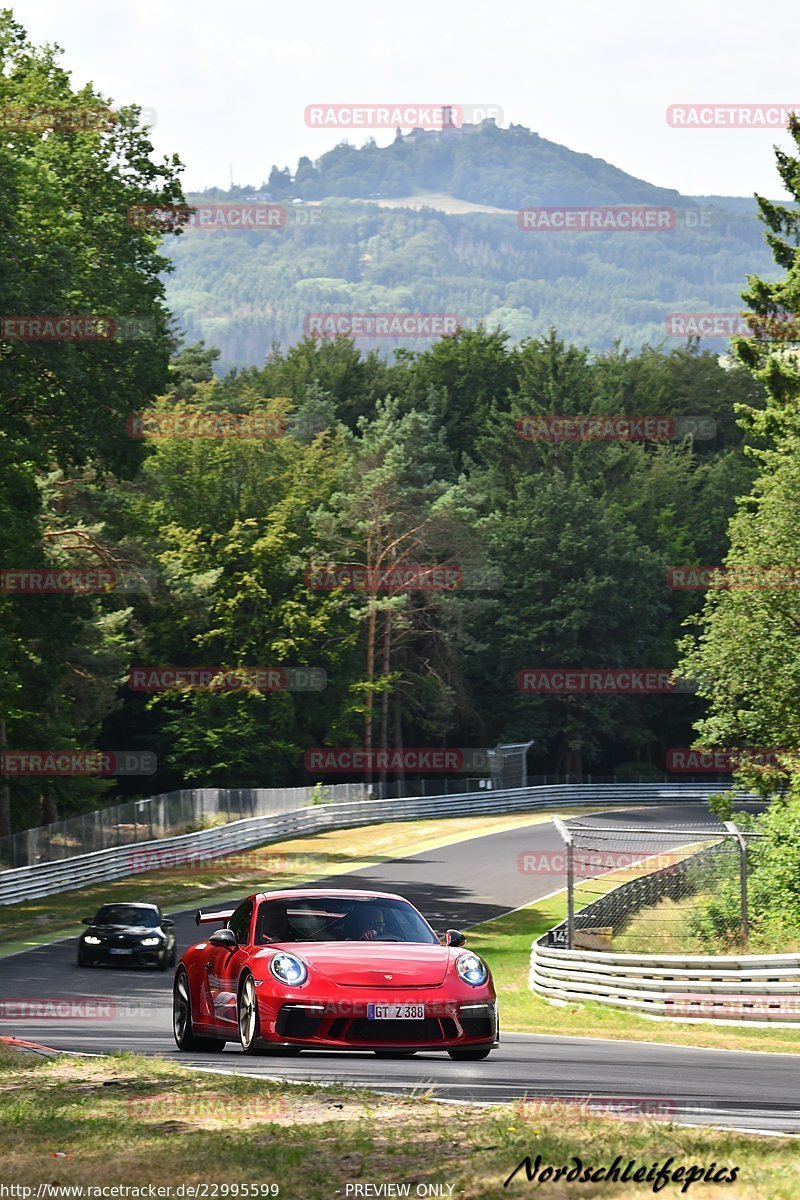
[173,889,498,1059]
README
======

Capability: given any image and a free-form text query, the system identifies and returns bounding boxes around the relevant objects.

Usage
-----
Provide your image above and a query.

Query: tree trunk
[364,590,377,785]
[40,789,58,826]
[379,609,392,790]
[394,688,404,793]
[0,719,10,840]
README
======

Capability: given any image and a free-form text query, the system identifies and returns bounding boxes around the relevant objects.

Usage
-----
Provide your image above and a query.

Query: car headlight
[269,952,308,987]
[84,935,101,945]
[140,937,161,946]
[455,952,488,987]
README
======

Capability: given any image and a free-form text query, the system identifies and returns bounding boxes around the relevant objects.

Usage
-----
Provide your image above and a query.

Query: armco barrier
[0,782,732,906]
[530,942,800,1026]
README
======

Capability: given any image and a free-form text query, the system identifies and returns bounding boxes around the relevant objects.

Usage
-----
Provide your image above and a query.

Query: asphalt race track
[4,799,798,1135]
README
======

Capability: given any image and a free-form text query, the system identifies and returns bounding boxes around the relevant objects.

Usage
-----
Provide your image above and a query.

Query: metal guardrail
[530,942,800,1026]
[0,782,731,906]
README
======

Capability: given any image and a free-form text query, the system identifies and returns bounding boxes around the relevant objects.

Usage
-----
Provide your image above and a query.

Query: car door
[204,900,252,1030]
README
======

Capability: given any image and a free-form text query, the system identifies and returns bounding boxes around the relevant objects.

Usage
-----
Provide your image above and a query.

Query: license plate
[109,948,133,955]
[367,1003,425,1020]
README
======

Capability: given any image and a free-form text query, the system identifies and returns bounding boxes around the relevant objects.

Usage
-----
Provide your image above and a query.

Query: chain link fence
[550,817,763,951]
[0,784,370,870]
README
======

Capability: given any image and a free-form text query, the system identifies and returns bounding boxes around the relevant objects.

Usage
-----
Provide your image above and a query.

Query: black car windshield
[255,897,438,945]
[93,905,160,927]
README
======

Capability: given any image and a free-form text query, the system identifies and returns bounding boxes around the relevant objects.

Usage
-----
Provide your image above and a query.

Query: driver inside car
[348,905,385,940]
[257,903,291,943]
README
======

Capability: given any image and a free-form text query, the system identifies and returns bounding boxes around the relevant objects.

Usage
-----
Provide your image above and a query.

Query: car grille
[276,1006,475,1045]
[345,1017,452,1044]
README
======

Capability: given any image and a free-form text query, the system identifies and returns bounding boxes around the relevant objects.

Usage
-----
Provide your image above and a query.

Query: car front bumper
[81,944,165,965]
[258,988,498,1050]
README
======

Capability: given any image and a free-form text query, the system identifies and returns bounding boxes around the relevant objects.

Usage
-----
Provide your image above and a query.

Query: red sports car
[172,888,498,1059]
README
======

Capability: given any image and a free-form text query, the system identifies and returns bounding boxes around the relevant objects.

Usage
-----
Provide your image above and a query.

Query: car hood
[88,924,163,936]
[256,943,452,987]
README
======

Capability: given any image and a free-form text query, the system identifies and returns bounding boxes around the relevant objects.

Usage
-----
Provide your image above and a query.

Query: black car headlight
[269,952,308,987]
[83,935,102,945]
[455,952,488,987]
[140,936,162,946]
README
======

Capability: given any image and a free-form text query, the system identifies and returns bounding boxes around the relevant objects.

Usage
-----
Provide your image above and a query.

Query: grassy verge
[0,807,598,954]
[469,895,800,1055]
[612,894,705,954]
[0,1046,796,1198]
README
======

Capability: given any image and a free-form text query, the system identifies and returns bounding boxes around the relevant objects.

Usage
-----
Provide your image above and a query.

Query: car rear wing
[195,907,236,926]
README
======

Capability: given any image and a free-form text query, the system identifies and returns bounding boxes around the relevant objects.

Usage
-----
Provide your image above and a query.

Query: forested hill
[262,121,688,209]
[165,121,779,371]
[206,120,751,211]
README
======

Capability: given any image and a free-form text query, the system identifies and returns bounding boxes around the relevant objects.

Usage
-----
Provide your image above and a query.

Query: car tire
[157,950,168,972]
[76,951,92,968]
[447,1046,493,1061]
[173,967,226,1053]
[169,944,177,967]
[373,1050,417,1058]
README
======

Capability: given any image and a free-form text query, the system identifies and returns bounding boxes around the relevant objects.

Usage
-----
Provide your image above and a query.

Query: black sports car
[77,902,177,970]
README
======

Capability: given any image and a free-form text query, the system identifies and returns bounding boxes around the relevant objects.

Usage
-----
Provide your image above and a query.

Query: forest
[2,10,800,840]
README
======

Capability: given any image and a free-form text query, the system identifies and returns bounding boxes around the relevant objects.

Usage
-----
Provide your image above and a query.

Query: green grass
[0,1046,797,1198]
[612,893,707,954]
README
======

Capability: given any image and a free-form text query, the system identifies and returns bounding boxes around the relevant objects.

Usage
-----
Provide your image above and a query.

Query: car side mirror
[209,928,238,949]
[162,918,174,928]
[81,917,93,925]
[445,929,466,947]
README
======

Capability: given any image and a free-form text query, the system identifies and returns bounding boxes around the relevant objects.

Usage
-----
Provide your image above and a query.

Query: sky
[13,0,800,198]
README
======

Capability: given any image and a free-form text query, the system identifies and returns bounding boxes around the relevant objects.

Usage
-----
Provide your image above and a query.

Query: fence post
[724,820,748,946]
[553,816,574,949]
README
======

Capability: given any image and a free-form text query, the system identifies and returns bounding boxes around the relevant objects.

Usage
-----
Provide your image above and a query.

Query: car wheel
[447,1046,493,1061]
[238,972,265,1055]
[169,944,177,967]
[76,950,91,968]
[173,968,225,1052]
[373,1050,417,1058]
[157,950,168,972]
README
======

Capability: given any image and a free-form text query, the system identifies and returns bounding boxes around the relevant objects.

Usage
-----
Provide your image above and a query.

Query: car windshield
[93,905,159,927]
[255,897,438,945]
